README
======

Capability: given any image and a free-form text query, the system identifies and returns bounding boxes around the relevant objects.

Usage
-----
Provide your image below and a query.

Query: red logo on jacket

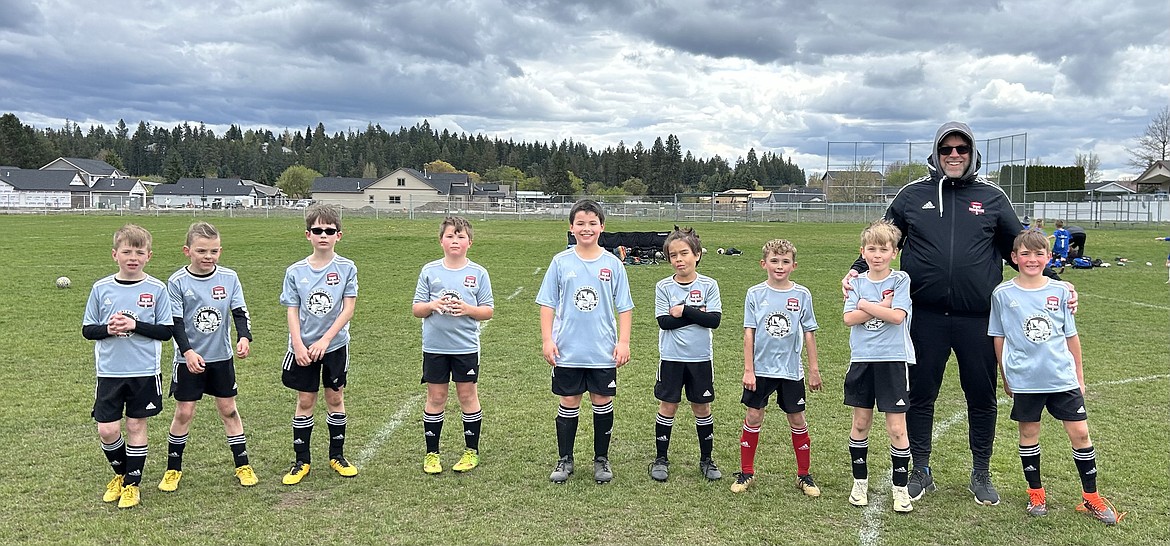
[968,201,985,215]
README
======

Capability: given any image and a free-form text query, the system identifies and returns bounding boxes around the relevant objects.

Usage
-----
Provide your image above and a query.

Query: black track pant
[907,309,998,472]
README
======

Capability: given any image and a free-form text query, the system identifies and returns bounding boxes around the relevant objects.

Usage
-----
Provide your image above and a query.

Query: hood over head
[928,121,981,182]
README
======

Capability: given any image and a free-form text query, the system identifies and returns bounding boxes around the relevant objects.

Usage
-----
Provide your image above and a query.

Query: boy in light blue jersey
[83,224,173,509]
[158,222,256,493]
[990,230,1119,525]
[842,220,915,512]
[537,199,633,484]
[412,216,494,474]
[649,227,723,482]
[733,239,822,496]
[280,204,359,484]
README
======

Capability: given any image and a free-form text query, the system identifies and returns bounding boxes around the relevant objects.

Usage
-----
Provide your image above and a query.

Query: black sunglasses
[309,227,339,235]
[938,145,972,155]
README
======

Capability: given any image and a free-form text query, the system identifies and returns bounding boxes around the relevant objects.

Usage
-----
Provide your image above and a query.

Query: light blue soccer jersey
[280,255,358,353]
[413,259,494,354]
[743,281,818,380]
[535,248,634,368]
[988,278,1079,393]
[655,273,721,362]
[83,275,174,377]
[168,265,249,363]
[844,270,915,364]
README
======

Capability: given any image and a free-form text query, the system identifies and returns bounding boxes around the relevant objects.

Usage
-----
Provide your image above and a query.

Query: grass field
[2,214,1167,545]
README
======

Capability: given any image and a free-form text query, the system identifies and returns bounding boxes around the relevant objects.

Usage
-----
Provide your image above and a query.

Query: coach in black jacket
[843,121,1072,506]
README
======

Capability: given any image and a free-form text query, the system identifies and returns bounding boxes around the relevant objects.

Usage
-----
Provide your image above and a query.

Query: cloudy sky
[2,0,1167,180]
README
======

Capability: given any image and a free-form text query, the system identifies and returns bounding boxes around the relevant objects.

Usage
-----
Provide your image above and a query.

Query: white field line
[352,393,423,468]
[859,475,890,546]
[1082,292,1170,311]
[533,267,542,276]
[1093,374,1170,386]
[507,287,524,300]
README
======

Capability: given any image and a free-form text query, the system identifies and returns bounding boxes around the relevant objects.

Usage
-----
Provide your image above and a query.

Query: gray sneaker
[969,470,1000,505]
[907,467,936,501]
[699,458,722,481]
[594,456,614,484]
[648,457,669,482]
[549,455,574,484]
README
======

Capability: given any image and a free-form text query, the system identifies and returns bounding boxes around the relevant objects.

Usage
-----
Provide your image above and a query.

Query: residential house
[41,157,128,187]
[1133,160,1170,193]
[90,177,150,209]
[1085,180,1136,201]
[0,167,79,208]
[152,178,257,208]
[241,179,287,207]
[821,170,888,202]
[310,168,505,210]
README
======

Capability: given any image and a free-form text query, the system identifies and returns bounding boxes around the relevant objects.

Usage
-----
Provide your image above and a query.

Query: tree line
[0,113,808,197]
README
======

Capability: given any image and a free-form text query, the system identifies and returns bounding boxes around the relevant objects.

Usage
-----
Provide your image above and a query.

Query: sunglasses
[938,145,972,156]
[309,227,339,236]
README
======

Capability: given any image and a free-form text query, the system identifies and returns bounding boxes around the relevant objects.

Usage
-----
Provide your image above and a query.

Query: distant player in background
[1156,236,1170,283]
[1050,220,1071,270]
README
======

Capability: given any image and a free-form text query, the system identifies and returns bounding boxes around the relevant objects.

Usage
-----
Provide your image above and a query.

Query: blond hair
[186,221,220,246]
[113,224,152,250]
[860,219,901,247]
[762,239,796,260]
[1013,229,1050,253]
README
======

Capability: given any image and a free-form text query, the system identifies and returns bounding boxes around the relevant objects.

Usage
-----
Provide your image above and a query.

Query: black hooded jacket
[851,121,1040,316]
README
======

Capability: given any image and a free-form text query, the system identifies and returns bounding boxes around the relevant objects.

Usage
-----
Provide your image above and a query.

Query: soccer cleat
[103,475,124,503]
[282,461,310,485]
[797,474,821,497]
[423,452,443,475]
[158,469,182,492]
[849,478,869,506]
[892,485,914,513]
[969,470,1000,505]
[730,472,754,493]
[648,456,669,482]
[235,465,258,487]
[907,466,936,500]
[452,449,479,473]
[550,455,574,483]
[117,484,140,509]
[1077,492,1119,525]
[699,458,722,481]
[593,456,614,484]
[1026,487,1048,516]
[329,456,358,477]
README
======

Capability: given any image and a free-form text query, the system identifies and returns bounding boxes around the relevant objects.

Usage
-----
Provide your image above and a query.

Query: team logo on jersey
[437,289,461,315]
[599,268,612,282]
[785,297,800,312]
[1045,295,1060,312]
[211,285,227,300]
[463,275,477,288]
[1023,314,1054,342]
[764,312,792,338]
[864,317,884,331]
[968,201,985,215]
[138,293,155,308]
[573,286,599,312]
[882,289,894,299]
[115,310,140,337]
[325,272,341,286]
[193,306,222,334]
[306,289,335,316]
[687,289,704,306]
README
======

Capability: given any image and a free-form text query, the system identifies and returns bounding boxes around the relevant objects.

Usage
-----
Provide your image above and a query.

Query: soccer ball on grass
[56,276,71,289]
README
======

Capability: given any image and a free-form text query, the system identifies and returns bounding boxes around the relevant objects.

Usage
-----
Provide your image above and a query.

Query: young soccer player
[733,239,822,496]
[158,222,256,492]
[649,227,722,482]
[1153,236,1170,283]
[280,204,359,484]
[842,220,916,512]
[412,216,494,474]
[989,230,1119,525]
[537,199,634,484]
[1050,220,1071,270]
[83,224,173,508]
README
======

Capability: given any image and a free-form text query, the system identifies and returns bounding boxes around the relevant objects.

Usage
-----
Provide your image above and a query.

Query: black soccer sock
[696,413,714,461]
[166,433,187,471]
[124,444,147,487]
[555,405,579,458]
[101,435,126,476]
[462,410,482,451]
[891,445,911,487]
[423,410,444,453]
[327,412,347,460]
[849,436,869,480]
[1020,443,1042,489]
[593,401,614,459]
[227,434,249,467]
[1073,445,1098,494]
[292,414,313,464]
[655,413,674,459]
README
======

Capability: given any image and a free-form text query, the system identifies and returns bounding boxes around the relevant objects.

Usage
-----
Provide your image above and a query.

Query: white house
[0,167,78,208]
[152,178,258,208]
[310,168,505,210]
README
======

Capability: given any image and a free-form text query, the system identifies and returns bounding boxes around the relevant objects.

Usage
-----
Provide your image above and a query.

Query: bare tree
[1128,105,1170,170]
[1075,152,1102,183]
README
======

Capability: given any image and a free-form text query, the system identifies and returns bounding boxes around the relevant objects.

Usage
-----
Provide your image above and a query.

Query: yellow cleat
[235,465,258,487]
[157,470,182,492]
[329,457,358,477]
[730,472,754,493]
[117,484,140,509]
[103,475,124,503]
[797,474,822,497]
[282,461,310,485]
[423,452,443,475]
[452,449,479,473]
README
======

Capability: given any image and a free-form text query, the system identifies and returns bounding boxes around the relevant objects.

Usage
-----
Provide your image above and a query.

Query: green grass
[1,214,1167,545]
